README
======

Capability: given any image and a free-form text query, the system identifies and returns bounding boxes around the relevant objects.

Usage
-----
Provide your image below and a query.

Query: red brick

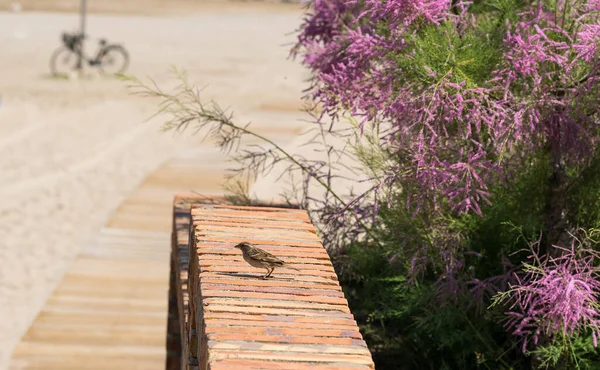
[193,222,316,232]
[207,333,364,346]
[191,208,310,221]
[196,246,332,259]
[202,313,358,327]
[208,341,371,355]
[198,278,342,291]
[194,236,324,248]
[198,273,338,286]
[204,326,362,339]
[199,256,332,266]
[198,257,334,269]
[203,305,355,318]
[203,318,357,330]
[192,223,319,236]
[202,298,350,313]
[197,265,337,279]
[193,218,316,231]
[209,359,371,370]
[208,351,374,367]
[199,290,348,305]
[210,205,307,214]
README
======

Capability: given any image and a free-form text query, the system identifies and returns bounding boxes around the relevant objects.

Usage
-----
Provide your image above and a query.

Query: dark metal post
[77,0,87,74]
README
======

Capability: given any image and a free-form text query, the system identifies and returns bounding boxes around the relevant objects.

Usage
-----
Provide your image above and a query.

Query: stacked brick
[167,195,228,370]
[167,196,375,370]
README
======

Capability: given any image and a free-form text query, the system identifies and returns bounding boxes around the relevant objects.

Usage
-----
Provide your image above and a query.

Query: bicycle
[49,32,129,77]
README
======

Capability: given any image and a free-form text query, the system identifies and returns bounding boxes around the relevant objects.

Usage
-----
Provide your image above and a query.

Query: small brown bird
[234,241,299,279]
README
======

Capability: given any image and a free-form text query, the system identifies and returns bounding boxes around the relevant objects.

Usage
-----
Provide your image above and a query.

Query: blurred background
[0,1,310,368]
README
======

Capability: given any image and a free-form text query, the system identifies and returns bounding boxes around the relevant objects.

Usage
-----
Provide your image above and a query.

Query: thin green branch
[119,69,382,246]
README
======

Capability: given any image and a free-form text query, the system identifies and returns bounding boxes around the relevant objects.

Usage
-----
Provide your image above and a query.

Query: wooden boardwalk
[9,147,231,370]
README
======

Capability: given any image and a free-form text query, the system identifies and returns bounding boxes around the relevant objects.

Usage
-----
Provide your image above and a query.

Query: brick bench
[166,195,374,370]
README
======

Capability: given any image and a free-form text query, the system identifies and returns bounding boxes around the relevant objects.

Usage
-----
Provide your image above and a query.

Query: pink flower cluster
[294,0,600,216]
[503,241,600,351]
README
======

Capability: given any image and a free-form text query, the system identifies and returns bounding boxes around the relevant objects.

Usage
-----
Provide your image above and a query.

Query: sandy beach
[0,2,309,368]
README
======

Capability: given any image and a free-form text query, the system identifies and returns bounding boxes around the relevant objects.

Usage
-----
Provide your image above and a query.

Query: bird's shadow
[215,272,294,280]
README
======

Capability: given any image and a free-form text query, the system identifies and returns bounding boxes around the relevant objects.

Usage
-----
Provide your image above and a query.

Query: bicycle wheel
[49,46,81,77]
[98,45,129,75]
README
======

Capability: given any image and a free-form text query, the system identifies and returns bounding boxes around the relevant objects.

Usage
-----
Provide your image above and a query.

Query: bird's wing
[247,247,285,266]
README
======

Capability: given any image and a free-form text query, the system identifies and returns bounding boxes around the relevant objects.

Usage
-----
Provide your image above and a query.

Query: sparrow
[234,241,300,279]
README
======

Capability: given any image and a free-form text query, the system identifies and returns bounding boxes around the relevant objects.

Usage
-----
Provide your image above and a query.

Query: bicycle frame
[51,31,129,76]
[62,33,107,66]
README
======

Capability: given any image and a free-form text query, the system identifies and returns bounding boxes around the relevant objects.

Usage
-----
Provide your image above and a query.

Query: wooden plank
[9,148,230,370]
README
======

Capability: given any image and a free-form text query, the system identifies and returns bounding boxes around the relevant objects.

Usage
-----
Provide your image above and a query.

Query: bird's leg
[262,268,271,279]
[265,268,274,279]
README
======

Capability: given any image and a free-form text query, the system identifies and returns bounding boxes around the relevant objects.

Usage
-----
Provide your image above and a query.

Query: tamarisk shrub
[293,0,600,367]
